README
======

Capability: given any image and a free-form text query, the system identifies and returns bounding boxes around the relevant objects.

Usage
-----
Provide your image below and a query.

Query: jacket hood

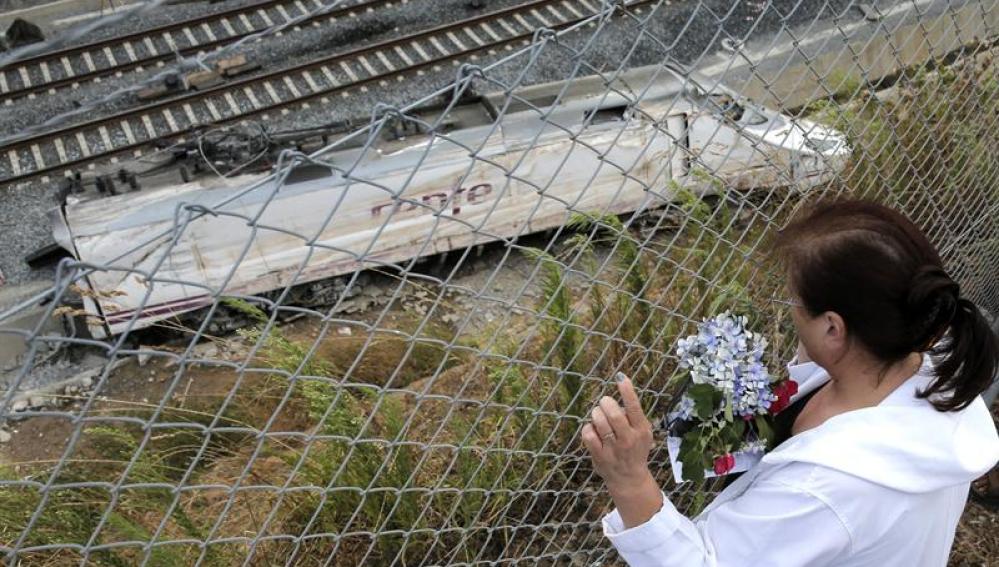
[762,357,999,493]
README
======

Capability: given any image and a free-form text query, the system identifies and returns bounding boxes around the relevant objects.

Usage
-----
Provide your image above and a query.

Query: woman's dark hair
[773,198,998,412]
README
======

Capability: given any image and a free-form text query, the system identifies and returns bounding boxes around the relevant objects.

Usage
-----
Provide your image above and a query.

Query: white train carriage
[52,72,849,337]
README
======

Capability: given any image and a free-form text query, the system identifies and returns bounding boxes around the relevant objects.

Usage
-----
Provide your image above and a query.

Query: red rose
[713,453,736,475]
[785,379,799,397]
[768,379,800,415]
[768,385,787,414]
[768,402,780,415]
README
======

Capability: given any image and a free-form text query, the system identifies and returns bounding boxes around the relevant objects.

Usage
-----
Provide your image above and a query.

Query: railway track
[0,0,653,186]
[0,0,392,104]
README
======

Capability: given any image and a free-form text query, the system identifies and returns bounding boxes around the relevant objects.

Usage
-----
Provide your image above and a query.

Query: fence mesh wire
[0,0,997,565]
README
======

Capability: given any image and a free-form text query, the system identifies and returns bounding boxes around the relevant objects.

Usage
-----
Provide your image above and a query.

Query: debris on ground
[0,18,44,52]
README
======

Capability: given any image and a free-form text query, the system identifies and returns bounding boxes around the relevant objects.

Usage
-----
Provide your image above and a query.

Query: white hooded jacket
[601,357,999,566]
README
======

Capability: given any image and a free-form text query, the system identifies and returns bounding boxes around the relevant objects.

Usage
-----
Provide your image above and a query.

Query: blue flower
[673,311,773,418]
[668,395,696,422]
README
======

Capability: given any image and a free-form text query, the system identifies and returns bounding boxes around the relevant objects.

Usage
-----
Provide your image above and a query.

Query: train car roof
[61,64,739,240]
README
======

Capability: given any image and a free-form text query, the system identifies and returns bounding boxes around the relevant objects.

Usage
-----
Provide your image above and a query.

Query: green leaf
[688,384,720,420]
[678,446,705,483]
[678,441,698,464]
[720,423,738,446]
[702,451,716,472]
[733,419,746,440]
[723,393,734,423]
[681,427,701,443]
[678,428,710,483]
[707,291,730,317]
[755,416,775,449]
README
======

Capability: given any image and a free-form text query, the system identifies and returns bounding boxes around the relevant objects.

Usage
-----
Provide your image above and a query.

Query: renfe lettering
[370,183,493,217]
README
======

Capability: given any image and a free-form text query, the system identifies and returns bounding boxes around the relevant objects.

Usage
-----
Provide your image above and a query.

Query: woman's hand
[581,372,664,528]
[581,373,656,491]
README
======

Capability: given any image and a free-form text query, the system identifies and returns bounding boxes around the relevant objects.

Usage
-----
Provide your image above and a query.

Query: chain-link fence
[0,0,996,564]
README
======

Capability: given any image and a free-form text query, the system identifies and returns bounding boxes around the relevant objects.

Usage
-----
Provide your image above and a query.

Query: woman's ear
[823,311,848,350]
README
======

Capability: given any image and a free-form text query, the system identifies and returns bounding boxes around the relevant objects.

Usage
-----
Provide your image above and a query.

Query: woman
[582,199,999,566]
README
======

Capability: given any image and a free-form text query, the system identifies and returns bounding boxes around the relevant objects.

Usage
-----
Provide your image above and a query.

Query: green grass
[806,52,999,243]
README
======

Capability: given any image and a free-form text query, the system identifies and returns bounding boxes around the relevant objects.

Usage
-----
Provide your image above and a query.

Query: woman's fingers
[590,405,614,440]
[598,396,630,435]
[584,375,651,455]
[581,422,606,453]
[616,374,649,428]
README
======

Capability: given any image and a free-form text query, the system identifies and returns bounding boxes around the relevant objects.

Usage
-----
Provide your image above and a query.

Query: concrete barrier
[697,0,998,111]
[0,280,64,370]
[0,0,138,32]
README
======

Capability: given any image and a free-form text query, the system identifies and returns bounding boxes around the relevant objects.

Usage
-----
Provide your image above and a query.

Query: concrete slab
[694,0,998,111]
[0,279,64,370]
[0,0,139,31]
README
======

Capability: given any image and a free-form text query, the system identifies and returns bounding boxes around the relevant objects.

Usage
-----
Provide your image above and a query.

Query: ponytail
[905,265,959,352]
[916,295,999,412]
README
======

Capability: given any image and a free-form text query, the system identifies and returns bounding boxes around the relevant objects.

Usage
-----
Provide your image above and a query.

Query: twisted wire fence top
[0,0,997,565]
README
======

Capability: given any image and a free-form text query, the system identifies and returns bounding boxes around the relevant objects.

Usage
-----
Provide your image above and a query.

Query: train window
[381,119,456,143]
[383,119,431,140]
[482,93,559,120]
[285,163,333,184]
[585,104,629,125]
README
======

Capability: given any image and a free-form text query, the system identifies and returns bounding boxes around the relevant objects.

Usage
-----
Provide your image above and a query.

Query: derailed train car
[52,71,849,338]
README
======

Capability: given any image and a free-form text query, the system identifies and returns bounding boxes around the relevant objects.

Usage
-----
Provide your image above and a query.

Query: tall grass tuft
[522,248,587,420]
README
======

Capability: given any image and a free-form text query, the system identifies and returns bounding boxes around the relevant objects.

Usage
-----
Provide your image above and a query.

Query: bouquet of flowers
[663,312,798,483]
